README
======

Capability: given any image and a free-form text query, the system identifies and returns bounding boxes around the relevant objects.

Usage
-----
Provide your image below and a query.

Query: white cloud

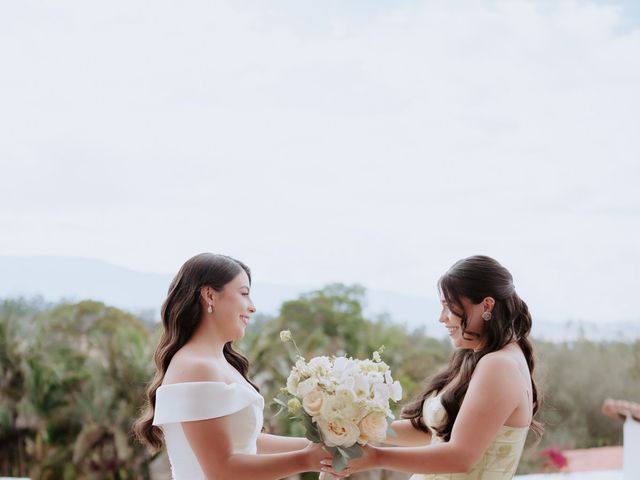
[0,0,638,324]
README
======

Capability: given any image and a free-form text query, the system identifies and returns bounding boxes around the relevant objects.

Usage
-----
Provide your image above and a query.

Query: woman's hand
[320,445,380,477]
[348,445,380,474]
[303,442,334,472]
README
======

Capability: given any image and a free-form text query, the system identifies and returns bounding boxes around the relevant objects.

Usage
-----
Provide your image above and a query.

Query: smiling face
[211,270,256,341]
[438,292,487,350]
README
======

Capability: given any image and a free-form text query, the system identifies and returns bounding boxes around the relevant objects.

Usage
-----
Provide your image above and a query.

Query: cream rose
[317,418,360,447]
[358,411,387,444]
[302,391,325,416]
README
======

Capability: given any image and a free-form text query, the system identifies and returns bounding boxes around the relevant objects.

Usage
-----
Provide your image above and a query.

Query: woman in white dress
[323,256,542,479]
[134,253,333,479]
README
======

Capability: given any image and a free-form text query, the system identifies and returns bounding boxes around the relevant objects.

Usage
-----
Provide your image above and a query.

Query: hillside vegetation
[1,285,638,478]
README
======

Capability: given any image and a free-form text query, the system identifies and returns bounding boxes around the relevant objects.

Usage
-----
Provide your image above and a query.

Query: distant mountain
[0,255,442,334]
[0,255,173,314]
[1,256,638,342]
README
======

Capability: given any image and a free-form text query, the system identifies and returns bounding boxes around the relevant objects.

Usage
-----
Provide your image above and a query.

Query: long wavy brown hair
[402,255,543,441]
[133,253,259,451]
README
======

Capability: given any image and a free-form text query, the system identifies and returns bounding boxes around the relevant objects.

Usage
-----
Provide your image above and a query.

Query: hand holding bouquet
[276,331,403,473]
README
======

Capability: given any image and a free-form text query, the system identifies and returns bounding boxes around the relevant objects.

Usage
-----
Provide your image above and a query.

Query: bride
[133,253,334,479]
[324,255,542,479]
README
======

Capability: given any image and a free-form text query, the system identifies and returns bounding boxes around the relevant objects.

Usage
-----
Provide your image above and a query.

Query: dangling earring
[482,311,492,321]
[207,304,213,314]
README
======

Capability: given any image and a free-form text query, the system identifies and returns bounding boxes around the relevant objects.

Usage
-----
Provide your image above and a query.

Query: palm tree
[0,299,34,476]
[1,299,156,479]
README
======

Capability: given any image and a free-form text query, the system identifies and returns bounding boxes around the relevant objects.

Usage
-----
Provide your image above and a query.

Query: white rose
[317,418,360,447]
[297,377,318,397]
[309,356,331,371]
[358,411,387,444]
[320,390,359,422]
[302,391,325,416]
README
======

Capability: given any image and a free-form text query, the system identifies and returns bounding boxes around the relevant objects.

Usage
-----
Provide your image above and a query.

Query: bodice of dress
[410,394,528,480]
[152,381,264,480]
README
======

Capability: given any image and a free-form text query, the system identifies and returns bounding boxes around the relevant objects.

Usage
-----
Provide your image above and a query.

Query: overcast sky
[1,0,639,324]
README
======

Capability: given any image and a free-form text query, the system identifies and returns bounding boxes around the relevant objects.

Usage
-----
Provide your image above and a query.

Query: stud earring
[207,304,213,314]
[482,311,492,321]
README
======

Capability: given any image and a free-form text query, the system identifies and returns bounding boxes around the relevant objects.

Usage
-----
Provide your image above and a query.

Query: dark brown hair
[402,255,543,441]
[133,253,259,451]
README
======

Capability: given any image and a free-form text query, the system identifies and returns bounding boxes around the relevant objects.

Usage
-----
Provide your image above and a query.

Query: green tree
[0,298,42,476]
[3,290,639,478]
[0,299,156,479]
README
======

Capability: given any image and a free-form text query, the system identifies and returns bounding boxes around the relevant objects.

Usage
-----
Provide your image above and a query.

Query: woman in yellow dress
[325,255,542,479]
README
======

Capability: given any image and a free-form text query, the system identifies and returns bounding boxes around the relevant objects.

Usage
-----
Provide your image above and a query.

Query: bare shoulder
[462,352,521,412]
[474,350,520,381]
[163,347,226,385]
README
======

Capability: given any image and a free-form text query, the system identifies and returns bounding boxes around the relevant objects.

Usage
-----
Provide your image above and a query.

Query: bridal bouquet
[275,330,403,472]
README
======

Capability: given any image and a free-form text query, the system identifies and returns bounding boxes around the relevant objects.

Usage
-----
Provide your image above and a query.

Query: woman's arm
[183,415,331,480]
[382,419,431,447]
[339,355,521,475]
[173,360,333,479]
[257,433,310,453]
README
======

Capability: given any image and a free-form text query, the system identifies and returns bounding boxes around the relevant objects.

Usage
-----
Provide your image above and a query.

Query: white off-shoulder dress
[153,381,265,479]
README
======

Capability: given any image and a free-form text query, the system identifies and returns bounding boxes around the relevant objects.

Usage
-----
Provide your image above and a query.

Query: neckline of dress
[159,380,262,397]
[429,393,529,431]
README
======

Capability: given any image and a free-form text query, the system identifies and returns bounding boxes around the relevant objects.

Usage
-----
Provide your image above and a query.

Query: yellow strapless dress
[410,395,528,480]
